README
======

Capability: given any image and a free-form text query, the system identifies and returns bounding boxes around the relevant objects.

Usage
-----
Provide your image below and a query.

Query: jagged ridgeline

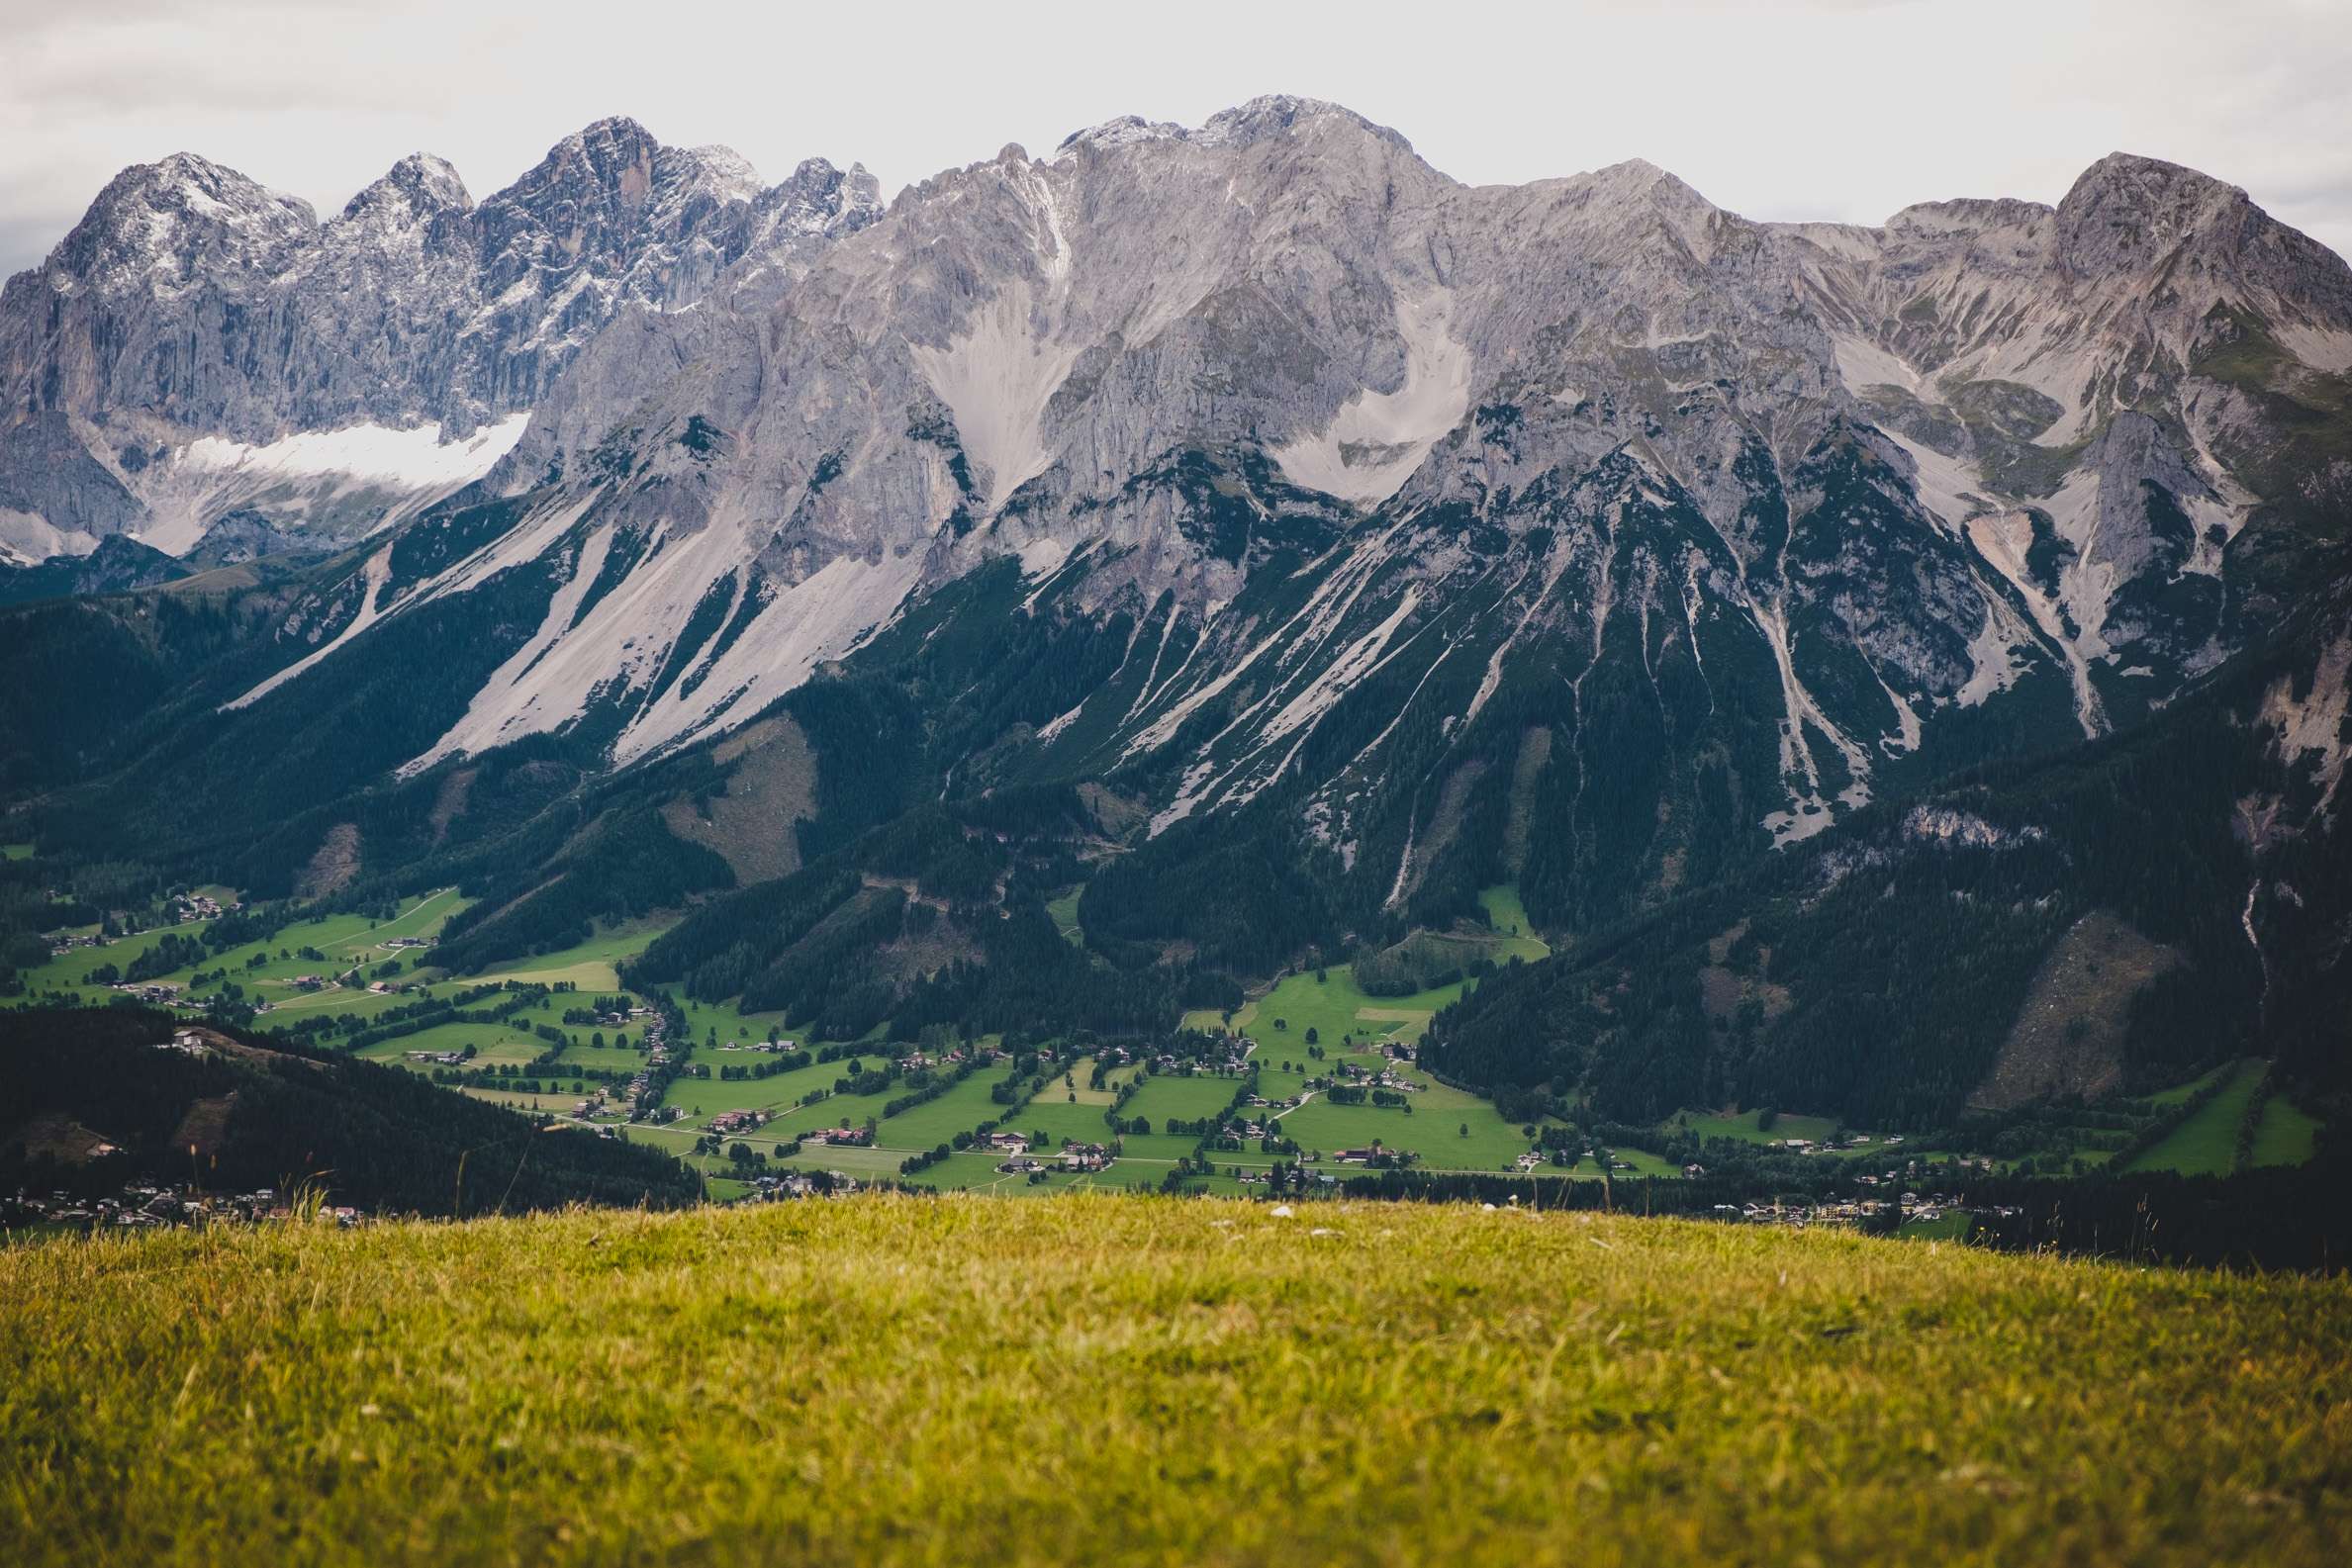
[2,98,2348,1127]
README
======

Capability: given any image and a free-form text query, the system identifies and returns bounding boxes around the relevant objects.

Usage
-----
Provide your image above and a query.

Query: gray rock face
[17,98,2352,868]
[0,119,882,558]
[384,102,2347,830]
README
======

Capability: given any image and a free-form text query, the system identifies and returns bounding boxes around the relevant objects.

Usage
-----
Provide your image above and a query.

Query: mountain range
[3,97,2347,1130]
[0,116,880,561]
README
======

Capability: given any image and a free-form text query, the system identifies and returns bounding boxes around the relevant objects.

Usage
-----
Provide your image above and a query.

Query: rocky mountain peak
[2055,151,2259,270]
[0,114,882,556]
[1054,115,1187,157]
[1580,157,1719,219]
[682,144,764,199]
[466,117,772,331]
[547,114,663,164]
[507,118,757,212]
[748,158,885,249]
[49,152,317,296]
[339,153,473,225]
[1194,94,1412,152]
[1049,96,1413,167]
[2050,150,2352,338]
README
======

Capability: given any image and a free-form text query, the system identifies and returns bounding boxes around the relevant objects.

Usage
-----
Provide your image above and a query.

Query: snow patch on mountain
[179,415,528,493]
[131,415,529,555]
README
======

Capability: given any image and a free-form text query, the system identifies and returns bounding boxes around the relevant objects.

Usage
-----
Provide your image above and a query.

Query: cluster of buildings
[1713,1193,2022,1231]
[1507,1149,1659,1175]
[1150,1040,1254,1076]
[1770,1134,1905,1154]
[619,1011,674,1116]
[898,1040,1029,1074]
[994,1140,1113,1175]
[1323,1060,1425,1094]
[741,1171,861,1200]
[172,891,233,922]
[9,1184,362,1233]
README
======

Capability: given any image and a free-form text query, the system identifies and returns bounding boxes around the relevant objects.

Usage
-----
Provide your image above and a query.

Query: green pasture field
[2250,1094,2321,1167]
[466,920,670,992]
[1668,1108,1844,1146]
[2126,1061,2267,1176]
[1474,883,1551,962]
[1118,1072,1244,1127]
[1002,1099,1119,1148]
[1046,887,1083,946]
[870,1066,1018,1149]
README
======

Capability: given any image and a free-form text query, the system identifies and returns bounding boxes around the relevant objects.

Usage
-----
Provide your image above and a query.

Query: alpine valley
[3,98,2348,1219]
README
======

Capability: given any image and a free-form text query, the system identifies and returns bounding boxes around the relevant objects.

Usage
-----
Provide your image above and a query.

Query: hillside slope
[0,1007,695,1213]
[1425,562,2352,1127]
[2,1198,2346,1566]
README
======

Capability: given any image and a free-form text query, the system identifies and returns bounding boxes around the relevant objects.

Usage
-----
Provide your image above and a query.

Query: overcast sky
[4,0,2349,277]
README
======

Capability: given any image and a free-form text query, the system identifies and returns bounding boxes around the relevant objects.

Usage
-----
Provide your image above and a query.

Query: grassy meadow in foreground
[3,1199,2347,1567]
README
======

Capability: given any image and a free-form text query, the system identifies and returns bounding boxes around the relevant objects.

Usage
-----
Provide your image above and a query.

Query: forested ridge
[1426,567,2352,1129]
[0,1008,696,1213]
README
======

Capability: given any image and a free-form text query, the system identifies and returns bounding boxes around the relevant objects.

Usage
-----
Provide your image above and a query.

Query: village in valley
[4,871,2315,1236]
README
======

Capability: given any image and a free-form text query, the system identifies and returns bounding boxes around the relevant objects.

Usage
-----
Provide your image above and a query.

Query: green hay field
[2127,1060,2268,1176]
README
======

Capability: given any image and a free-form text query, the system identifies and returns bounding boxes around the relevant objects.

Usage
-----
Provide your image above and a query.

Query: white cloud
[1,0,2347,276]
